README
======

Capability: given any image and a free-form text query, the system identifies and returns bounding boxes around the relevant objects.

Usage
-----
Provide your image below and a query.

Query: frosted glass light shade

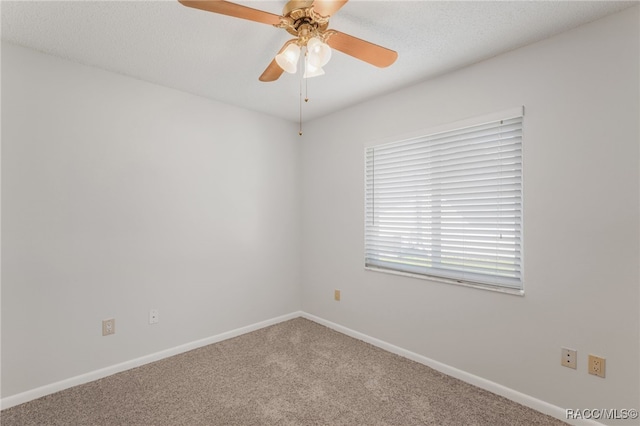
[306,37,331,68]
[276,44,300,74]
[304,57,325,78]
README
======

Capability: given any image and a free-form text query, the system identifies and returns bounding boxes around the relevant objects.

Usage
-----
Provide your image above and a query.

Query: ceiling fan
[178,0,398,82]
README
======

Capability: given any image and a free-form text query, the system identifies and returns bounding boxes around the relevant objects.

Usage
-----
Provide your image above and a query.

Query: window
[365,109,523,293]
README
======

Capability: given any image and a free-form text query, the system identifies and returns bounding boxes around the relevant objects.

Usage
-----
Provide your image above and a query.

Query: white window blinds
[365,114,523,290]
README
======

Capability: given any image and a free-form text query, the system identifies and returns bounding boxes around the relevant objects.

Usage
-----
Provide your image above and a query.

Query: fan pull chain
[305,75,309,103]
[304,48,310,103]
[299,63,303,136]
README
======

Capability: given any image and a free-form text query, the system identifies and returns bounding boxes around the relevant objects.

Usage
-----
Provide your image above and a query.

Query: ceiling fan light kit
[278,38,329,79]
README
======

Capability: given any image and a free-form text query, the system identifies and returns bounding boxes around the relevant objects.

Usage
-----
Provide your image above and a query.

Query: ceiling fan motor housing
[279,0,330,44]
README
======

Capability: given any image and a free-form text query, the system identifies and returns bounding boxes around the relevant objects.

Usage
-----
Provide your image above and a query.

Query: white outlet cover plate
[561,347,577,369]
[102,318,115,336]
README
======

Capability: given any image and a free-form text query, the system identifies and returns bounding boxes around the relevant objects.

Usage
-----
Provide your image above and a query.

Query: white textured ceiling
[2,1,636,122]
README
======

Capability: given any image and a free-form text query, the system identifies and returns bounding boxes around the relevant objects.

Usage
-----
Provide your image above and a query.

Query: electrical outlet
[334,289,341,301]
[102,318,115,336]
[588,354,606,378]
[149,309,159,324]
[561,347,577,369]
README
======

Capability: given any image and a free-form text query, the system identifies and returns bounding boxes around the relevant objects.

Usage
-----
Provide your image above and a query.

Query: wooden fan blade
[259,59,285,82]
[178,0,281,25]
[326,31,397,68]
[259,40,297,82]
[312,0,348,17]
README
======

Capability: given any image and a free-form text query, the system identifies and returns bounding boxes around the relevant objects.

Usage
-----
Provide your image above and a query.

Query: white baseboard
[301,312,604,426]
[1,310,605,426]
[1,311,302,410]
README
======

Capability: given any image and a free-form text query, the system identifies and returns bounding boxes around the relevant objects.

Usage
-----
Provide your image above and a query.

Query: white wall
[1,42,301,397]
[2,5,639,422]
[301,6,639,423]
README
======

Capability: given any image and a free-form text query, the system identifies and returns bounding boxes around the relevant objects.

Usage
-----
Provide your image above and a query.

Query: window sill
[364,266,525,296]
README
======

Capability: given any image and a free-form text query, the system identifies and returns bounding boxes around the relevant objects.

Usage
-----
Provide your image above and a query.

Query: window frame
[364,107,525,296]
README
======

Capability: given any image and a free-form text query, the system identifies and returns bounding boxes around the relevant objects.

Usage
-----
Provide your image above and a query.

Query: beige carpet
[1,318,566,425]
